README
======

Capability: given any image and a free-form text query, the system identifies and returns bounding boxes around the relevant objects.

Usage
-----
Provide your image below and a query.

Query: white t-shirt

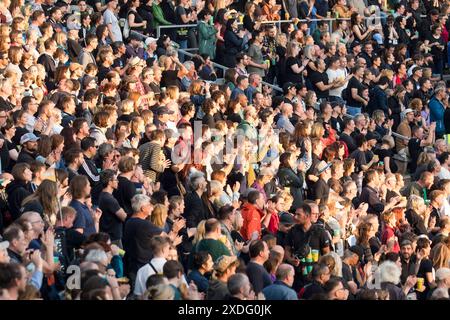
[134,257,167,296]
[438,167,450,180]
[103,9,123,43]
[326,68,347,98]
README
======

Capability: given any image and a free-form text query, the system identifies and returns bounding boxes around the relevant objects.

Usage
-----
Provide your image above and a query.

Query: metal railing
[344,112,410,142]
[131,30,283,93]
[156,16,384,39]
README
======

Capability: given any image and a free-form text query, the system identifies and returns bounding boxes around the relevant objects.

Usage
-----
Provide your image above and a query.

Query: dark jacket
[78,155,102,205]
[183,191,212,228]
[277,167,304,210]
[16,149,37,164]
[206,279,229,300]
[368,85,388,116]
[6,180,32,220]
[223,30,245,68]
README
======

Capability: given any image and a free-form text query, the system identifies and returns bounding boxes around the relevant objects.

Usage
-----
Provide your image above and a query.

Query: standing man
[103,0,123,43]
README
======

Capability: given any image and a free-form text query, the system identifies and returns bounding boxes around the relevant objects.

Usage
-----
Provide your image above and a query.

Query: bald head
[19,211,44,234]
[276,264,295,286]
[281,103,293,117]
[272,245,285,257]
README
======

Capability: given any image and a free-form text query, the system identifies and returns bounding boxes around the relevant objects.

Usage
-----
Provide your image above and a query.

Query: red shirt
[241,202,264,241]
[267,211,280,235]
[381,225,400,253]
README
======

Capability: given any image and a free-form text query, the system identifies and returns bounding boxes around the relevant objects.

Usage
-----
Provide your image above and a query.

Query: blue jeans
[347,106,361,117]
[178,39,188,63]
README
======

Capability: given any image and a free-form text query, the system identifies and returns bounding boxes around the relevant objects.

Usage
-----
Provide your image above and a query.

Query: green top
[196,239,231,262]
[152,4,171,29]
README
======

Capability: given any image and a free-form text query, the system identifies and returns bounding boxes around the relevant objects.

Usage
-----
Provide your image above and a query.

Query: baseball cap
[20,133,40,145]
[283,82,295,94]
[214,255,238,273]
[279,212,295,226]
[349,245,364,261]
[403,108,414,116]
[316,161,332,174]
[154,106,175,115]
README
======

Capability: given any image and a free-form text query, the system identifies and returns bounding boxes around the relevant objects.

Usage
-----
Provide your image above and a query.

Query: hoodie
[6,180,32,220]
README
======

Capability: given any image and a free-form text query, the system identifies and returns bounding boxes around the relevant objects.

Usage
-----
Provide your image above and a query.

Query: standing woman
[175,0,197,62]
[381,211,400,253]
[152,0,172,33]
[351,12,374,42]
[223,18,249,68]
[388,85,406,131]
[6,163,33,221]
[425,25,445,76]
[127,0,148,36]
[69,175,99,237]
[277,152,304,210]
[214,8,227,65]
[283,41,308,85]
[243,3,261,33]
[198,9,217,61]
[415,237,435,300]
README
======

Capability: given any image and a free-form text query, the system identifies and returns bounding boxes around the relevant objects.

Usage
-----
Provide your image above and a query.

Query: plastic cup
[416,277,424,291]
[311,249,319,262]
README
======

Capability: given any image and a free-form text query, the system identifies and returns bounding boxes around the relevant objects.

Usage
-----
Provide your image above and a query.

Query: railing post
[157,26,161,40]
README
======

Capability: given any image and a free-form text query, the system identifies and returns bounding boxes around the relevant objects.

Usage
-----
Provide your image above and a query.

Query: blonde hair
[380,69,394,80]
[150,204,168,228]
[407,195,425,213]
[193,220,207,245]
[431,243,450,270]
[121,99,135,114]
[311,122,325,139]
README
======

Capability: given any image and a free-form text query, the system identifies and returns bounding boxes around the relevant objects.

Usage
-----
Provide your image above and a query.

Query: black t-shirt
[123,217,163,274]
[342,262,354,283]
[285,224,330,257]
[375,148,398,173]
[408,138,423,173]
[98,191,123,241]
[285,57,303,84]
[339,132,357,153]
[161,70,182,90]
[175,6,190,40]
[113,176,136,216]
[314,178,330,206]
[309,70,329,99]
[416,258,433,300]
[97,65,112,83]
[246,261,273,294]
[350,149,367,173]
[428,34,445,60]
[346,76,364,108]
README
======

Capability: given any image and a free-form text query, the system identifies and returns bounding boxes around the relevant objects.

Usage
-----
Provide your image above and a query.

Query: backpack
[122,12,132,39]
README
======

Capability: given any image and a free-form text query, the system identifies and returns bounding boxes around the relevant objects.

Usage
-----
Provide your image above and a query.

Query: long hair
[150,204,168,228]
[356,222,373,246]
[22,180,59,224]
[431,242,450,270]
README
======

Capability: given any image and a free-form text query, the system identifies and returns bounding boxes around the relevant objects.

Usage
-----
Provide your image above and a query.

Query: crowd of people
[0,0,450,301]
